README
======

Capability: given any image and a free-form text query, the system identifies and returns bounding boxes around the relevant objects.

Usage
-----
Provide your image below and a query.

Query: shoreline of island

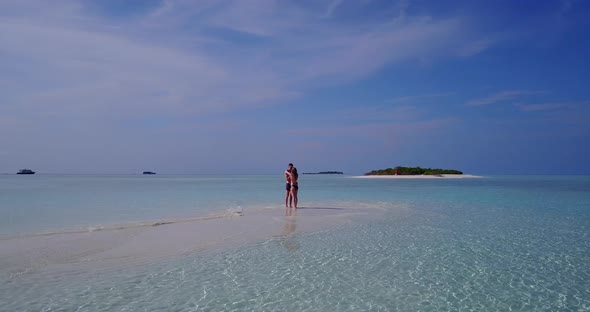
[352,174,483,179]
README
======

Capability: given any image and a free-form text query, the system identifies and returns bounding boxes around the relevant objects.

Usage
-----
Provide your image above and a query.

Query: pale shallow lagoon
[1,175,589,311]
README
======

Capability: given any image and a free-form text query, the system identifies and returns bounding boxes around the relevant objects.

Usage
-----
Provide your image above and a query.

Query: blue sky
[1,0,589,175]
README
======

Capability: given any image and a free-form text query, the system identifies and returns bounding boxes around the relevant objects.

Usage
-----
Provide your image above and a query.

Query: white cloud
[0,0,498,172]
[516,100,590,112]
[466,90,542,106]
[322,0,346,18]
[518,102,567,112]
[0,1,495,121]
[387,92,454,104]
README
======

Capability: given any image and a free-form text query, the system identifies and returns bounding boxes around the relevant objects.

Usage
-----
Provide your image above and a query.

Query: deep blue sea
[1,175,589,311]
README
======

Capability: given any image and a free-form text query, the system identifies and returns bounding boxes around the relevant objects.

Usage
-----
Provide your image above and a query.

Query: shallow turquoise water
[1,175,589,310]
[0,175,292,236]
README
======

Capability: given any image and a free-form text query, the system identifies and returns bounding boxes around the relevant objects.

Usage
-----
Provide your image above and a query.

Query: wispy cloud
[0,0,502,172]
[279,95,460,152]
[466,90,542,106]
[516,100,590,112]
[387,92,454,104]
[283,118,459,140]
[517,102,567,112]
[323,0,344,18]
[0,0,496,122]
[457,38,495,57]
[321,105,424,124]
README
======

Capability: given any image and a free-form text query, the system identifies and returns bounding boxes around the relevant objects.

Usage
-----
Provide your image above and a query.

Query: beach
[1,174,589,311]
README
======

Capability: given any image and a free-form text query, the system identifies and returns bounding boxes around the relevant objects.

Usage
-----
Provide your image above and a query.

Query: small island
[142,171,156,175]
[302,171,344,175]
[365,166,462,176]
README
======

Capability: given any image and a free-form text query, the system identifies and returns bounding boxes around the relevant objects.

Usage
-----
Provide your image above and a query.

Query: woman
[285,165,292,208]
[289,166,299,208]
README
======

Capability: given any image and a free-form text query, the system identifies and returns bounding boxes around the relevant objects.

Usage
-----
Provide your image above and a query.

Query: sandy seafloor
[1,174,589,311]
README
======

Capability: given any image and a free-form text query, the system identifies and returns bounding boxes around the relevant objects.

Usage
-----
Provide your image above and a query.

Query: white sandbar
[0,204,385,278]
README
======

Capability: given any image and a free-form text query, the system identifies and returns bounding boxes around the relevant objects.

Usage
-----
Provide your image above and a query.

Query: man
[285,163,293,208]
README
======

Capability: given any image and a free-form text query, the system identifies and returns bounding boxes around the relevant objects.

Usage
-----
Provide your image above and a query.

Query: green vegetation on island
[302,171,344,175]
[365,166,463,176]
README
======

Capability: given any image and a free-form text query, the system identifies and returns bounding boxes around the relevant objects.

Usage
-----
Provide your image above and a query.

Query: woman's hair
[292,167,298,179]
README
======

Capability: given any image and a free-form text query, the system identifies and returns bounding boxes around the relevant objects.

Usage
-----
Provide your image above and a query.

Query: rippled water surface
[1,175,589,311]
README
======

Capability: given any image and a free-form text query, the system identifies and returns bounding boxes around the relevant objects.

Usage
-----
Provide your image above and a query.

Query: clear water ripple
[1,175,590,311]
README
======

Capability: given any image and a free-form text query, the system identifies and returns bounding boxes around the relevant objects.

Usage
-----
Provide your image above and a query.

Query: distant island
[365,166,462,176]
[17,169,35,175]
[302,171,344,175]
[142,171,156,175]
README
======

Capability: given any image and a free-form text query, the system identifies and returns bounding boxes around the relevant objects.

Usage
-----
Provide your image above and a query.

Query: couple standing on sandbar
[284,163,299,208]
